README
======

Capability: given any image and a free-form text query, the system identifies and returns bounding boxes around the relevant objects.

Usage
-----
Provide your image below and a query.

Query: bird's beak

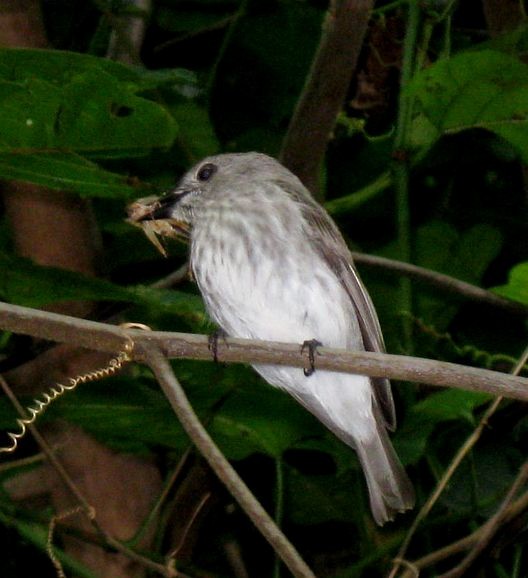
[126,193,191,256]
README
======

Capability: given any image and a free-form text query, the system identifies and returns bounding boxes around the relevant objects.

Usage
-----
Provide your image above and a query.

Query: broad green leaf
[0,47,197,98]
[493,261,528,304]
[0,70,177,157]
[409,50,528,161]
[0,47,141,84]
[155,7,235,33]
[0,152,139,198]
[0,48,179,165]
[210,385,321,459]
[394,389,491,465]
[0,252,204,322]
[414,221,502,329]
[442,443,522,516]
[171,101,220,162]
[285,465,359,525]
[0,48,184,195]
[411,389,491,423]
[41,378,188,453]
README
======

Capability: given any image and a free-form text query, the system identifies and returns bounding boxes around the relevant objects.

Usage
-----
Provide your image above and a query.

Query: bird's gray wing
[293,192,396,430]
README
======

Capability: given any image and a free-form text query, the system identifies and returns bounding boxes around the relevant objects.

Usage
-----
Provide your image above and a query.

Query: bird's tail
[291,376,414,525]
[256,367,414,525]
[354,419,415,526]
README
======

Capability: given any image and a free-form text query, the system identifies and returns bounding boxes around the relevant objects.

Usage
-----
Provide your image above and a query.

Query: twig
[104,0,151,66]
[150,263,190,289]
[279,0,374,195]
[351,253,528,317]
[391,345,528,578]
[405,487,528,572]
[0,375,94,514]
[143,345,317,578]
[391,1,421,352]
[0,374,177,577]
[1,302,528,401]
[438,460,528,578]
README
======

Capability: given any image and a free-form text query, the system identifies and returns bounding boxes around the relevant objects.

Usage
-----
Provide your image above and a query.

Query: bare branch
[279,0,374,194]
[438,461,528,578]
[391,346,528,578]
[352,253,528,317]
[401,487,528,575]
[1,302,528,401]
[144,345,316,578]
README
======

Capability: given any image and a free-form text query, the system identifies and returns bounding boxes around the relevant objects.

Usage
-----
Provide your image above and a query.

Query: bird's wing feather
[282,184,396,430]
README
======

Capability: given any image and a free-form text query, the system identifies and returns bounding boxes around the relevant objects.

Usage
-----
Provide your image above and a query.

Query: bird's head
[127,152,307,255]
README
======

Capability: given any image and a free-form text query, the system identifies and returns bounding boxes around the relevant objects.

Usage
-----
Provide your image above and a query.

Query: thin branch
[391,0,421,352]
[392,345,528,578]
[438,461,528,578]
[279,0,374,195]
[1,302,528,401]
[0,375,93,515]
[405,487,528,572]
[105,0,151,66]
[143,345,316,578]
[0,375,176,577]
[150,263,190,289]
[351,253,528,317]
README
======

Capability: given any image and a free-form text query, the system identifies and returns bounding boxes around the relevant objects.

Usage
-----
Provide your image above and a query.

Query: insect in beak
[127,196,190,257]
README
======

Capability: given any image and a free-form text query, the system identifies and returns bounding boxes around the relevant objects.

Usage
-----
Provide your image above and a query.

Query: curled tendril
[0,331,139,455]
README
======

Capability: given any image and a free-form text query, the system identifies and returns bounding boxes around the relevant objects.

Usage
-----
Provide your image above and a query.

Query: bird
[127,152,414,525]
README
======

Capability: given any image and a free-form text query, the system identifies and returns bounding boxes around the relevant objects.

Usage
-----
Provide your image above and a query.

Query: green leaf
[0,48,185,195]
[493,261,528,304]
[409,50,528,161]
[210,385,320,459]
[171,101,220,161]
[45,378,188,453]
[411,388,491,423]
[414,221,503,328]
[394,389,491,464]
[285,465,358,525]
[0,70,177,157]
[0,510,99,578]
[0,48,197,99]
[0,252,205,322]
[0,152,138,198]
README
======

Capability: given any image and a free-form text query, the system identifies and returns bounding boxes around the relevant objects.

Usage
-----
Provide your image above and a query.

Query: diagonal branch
[392,345,528,578]
[351,253,528,317]
[143,345,316,578]
[1,301,528,401]
[279,0,374,194]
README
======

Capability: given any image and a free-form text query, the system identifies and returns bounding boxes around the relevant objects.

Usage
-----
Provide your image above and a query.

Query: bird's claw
[301,339,322,376]
[208,329,228,363]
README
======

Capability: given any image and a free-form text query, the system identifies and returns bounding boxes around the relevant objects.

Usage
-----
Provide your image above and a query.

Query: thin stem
[373,0,408,15]
[438,462,528,578]
[143,346,316,578]
[392,1,421,352]
[350,253,528,317]
[0,375,174,577]
[273,457,285,578]
[391,344,528,578]
[206,0,249,99]
[325,171,392,214]
[441,14,452,59]
[280,0,374,195]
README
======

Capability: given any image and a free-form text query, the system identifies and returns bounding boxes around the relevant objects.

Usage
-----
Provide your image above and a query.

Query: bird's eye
[196,163,217,182]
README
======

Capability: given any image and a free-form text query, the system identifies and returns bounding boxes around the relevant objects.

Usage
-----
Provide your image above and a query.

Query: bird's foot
[208,328,228,363]
[301,339,322,377]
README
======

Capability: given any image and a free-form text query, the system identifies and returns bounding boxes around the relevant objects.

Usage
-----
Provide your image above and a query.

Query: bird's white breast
[190,198,362,351]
